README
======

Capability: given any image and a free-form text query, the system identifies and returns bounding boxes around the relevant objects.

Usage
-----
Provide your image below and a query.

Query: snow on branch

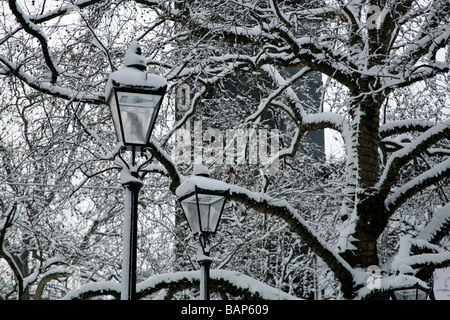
[358,235,449,299]
[0,55,105,104]
[391,236,450,274]
[148,138,185,193]
[379,120,435,139]
[8,0,60,84]
[377,119,450,193]
[418,202,450,244]
[385,157,450,214]
[61,270,299,300]
[147,131,355,291]
[28,0,108,24]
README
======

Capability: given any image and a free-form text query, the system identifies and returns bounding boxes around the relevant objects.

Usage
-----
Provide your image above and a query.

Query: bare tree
[1,0,449,299]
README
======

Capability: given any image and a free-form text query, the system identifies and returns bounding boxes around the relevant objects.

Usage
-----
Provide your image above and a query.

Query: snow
[123,40,146,69]
[418,203,450,242]
[391,236,449,273]
[61,281,121,300]
[356,273,430,299]
[104,41,167,100]
[61,270,300,300]
[120,168,143,186]
[2,0,449,301]
[379,119,435,137]
[0,53,103,102]
[105,67,167,99]
[176,167,230,198]
[193,163,210,177]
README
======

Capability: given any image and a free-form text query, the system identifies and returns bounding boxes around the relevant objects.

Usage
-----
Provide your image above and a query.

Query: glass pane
[109,98,123,143]
[118,92,160,108]
[210,197,226,231]
[196,194,225,232]
[180,195,200,234]
[117,92,161,145]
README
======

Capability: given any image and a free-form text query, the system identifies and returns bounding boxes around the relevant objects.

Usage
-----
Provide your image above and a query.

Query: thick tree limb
[227,185,356,298]
[418,202,450,245]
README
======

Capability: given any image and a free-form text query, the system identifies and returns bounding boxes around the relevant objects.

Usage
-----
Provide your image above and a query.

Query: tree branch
[385,157,450,215]
[0,54,105,104]
[418,202,450,245]
[8,0,59,84]
[62,270,298,300]
[227,185,356,297]
[377,119,450,193]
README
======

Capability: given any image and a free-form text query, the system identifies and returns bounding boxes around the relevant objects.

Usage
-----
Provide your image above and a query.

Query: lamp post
[105,41,167,300]
[176,164,229,300]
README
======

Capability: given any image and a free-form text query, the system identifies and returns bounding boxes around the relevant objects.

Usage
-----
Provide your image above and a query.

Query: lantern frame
[178,186,228,237]
[106,82,167,151]
[392,283,431,300]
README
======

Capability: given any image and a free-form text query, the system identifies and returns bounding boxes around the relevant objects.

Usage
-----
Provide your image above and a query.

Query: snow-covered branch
[0,54,104,104]
[8,0,59,84]
[418,202,450,245]
[385,158,450,214]
[378,119,450,193]
[227,185,355,293]
[148,139,184,193]
[387,236,450,279]
[61,270,299,300]
[379,120,435,139]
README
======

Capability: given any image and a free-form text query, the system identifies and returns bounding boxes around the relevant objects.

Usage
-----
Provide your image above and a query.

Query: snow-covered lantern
[105,41,167,151]
[393,283,430,300]
[176,165,229,238]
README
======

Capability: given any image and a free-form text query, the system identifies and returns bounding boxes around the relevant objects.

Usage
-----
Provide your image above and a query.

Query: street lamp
[105,41,167,300]
[176,164,229,300]
[106,41,167,153]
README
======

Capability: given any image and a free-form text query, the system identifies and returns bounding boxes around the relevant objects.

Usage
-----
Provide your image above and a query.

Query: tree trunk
[342,94,384,269]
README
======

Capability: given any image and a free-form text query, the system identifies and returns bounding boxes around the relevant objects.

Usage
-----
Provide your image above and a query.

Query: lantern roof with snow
[176,164,230,199]
[105,41,167,101]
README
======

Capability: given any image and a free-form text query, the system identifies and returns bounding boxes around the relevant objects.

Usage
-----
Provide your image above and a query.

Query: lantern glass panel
[109,96,123,143]
[180,194,201,234]
[117,92,161,145]
[196,194,226,233]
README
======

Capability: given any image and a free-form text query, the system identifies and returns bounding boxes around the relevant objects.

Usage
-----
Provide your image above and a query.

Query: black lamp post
[176,165,229,300]
[105,41,167,300]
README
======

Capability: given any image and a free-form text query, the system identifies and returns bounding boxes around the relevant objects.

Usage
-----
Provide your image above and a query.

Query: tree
[0,0,449,299]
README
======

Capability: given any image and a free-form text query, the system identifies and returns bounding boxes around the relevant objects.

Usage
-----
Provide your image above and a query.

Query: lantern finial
[193,164,210,177]
[124,40,147,71]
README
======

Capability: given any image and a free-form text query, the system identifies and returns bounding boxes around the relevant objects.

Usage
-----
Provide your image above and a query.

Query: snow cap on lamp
[124,40,147,71]
[193,163,210,177]
[105,41,168,101]
[175,164,230,199]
